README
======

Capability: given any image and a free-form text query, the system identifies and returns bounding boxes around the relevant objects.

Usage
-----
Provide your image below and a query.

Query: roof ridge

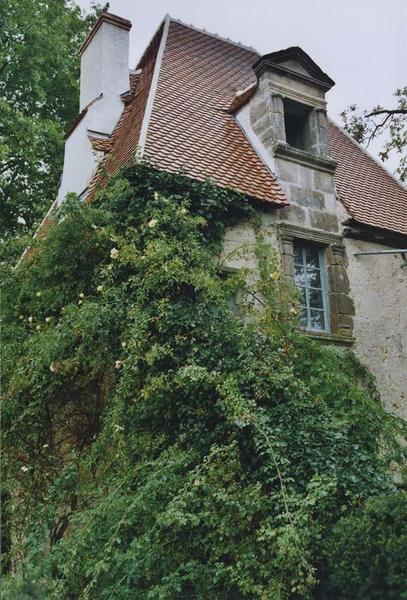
[138,15,171,153]
[329,117,407,191]
[169,16,260,55]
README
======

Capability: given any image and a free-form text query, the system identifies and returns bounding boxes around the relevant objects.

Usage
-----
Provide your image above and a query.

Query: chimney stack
[56,12,132,205]
[78,11,132,134]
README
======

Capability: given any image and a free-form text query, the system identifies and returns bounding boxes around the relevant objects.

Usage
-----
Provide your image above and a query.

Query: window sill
[273,142,337,174]
[302,329,355,346]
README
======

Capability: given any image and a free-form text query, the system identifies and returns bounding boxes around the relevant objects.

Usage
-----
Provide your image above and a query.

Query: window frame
[278,224,354,345]
[293,243,330,333]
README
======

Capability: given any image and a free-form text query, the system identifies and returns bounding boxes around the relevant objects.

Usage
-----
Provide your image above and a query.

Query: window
[294,243,329,332]
[283,99,312,151]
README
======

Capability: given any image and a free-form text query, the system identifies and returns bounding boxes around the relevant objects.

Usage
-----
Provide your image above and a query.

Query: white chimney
[56,12,131,205]
[79,12,132,134]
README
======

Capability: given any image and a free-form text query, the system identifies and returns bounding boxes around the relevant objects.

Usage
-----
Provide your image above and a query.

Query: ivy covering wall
[1,165,406,599]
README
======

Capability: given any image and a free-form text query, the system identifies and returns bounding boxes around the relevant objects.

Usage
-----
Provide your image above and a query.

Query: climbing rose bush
[1,165,406,599]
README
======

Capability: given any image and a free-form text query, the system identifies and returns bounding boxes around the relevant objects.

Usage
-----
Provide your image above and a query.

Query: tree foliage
[319,492,407,599]
[1,166,406,598]
[341,87,407,182]
[0,0,99,239]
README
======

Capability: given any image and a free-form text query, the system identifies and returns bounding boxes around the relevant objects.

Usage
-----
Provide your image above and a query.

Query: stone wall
[232,53,406,417]
[345,238,407,417]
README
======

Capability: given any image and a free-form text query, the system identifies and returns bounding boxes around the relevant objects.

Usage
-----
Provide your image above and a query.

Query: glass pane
[306,267,321,288]
[309,289,323,309]
[298,286,307,306]
[310,309,325,331]
[293,246,303,265]
[294,265,306,287]
[299,308,308,329]
[305,247,320,269]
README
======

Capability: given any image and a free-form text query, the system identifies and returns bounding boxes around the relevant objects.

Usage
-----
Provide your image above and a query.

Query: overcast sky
[76,0,406,170]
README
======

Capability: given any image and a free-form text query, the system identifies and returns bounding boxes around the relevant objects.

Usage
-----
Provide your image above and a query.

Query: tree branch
[366,108,407,118]
[366,113,393,146]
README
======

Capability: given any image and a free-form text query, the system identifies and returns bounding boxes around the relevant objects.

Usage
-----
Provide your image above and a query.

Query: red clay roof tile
[88,18,286,206]
[87,17,406,236]
[329,122,407,235]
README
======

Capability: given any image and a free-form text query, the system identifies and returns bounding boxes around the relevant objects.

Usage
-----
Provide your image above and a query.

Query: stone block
[250,105,267,122]
[323,193,337,213]
[313,170,335,193]
[336,314,354,331]
[252,114,271,135]
[330,313,354,338]
[259,128,276,150]
[328,265,350,294]
[291,186,325,210]
[276,160,299,183]
[310,210,338,232]
[329,292,355,316]
[326,245,347,266]
[298,165,314,189]
[278,205,307,225]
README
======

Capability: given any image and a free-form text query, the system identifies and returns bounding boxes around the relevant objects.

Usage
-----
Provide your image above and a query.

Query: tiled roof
[143,20,286,204]
[329,122,407,236]
[88,18,287,206]
[88,17,407,236]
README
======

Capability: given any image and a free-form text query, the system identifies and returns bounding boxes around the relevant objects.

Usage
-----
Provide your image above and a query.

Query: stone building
[51,12,407,416]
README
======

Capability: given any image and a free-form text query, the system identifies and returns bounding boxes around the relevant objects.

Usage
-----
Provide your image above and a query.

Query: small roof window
[283,99,312,151]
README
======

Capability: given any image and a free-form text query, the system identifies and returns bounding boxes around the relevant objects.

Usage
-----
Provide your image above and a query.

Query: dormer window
[252,46,336,164]
[283,99,312,152]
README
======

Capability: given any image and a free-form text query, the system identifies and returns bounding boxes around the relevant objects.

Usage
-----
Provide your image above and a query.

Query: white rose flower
[21,466,29,473]
[110,247,119,259]
[79,292,84,298]
[45,317,51,323]
[121,342,126,348]
[28,316,33,323]
[148,218,158,228]
[97,285,103,292]
[36,291,42,297]
[115,360,123,369]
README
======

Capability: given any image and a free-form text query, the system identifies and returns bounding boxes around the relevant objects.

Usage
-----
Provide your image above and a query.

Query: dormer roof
[253,46,335,91]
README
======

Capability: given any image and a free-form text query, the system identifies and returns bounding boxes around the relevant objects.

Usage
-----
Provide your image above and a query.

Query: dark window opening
[283,99,312,151]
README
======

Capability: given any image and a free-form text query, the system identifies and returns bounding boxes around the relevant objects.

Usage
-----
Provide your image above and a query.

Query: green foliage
[341,87,407,182]
[1,165,406,598]
[317,492,407,599]
[0,0,99,238]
